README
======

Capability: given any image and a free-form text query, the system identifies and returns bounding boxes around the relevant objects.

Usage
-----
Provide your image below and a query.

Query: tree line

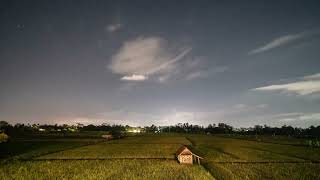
[1,121,320,138]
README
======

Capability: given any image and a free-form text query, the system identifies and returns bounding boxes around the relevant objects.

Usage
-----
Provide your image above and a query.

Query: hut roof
[176,146,192,156]
[176,146,204,159]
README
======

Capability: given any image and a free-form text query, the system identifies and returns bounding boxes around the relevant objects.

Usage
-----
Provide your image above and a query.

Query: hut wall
[179,155,193,164]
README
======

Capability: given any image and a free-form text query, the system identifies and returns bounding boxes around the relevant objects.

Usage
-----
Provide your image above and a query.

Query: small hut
[101,134,113,140]
[176,146,203,165]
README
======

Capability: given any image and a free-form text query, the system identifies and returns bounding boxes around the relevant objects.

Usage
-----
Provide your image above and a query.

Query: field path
[185,136,217,179]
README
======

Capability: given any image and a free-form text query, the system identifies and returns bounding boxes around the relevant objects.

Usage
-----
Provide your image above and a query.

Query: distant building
[38,128,46,132]
[101,134,113,140]
[176,146,203,165]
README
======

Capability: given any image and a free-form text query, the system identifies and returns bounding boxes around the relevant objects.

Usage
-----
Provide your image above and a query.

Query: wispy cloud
[248,30,320,55]
[185,66,228,81]
[248,112,320,127]
[304,73,320,80]
[232,103,268,113]
[109,36,192,82]
[253,73,320,95]
[145,47,192,75]
[234,104,248,109]
[105,23,122,33]
[274,112,320,123]
[185,71,207,80]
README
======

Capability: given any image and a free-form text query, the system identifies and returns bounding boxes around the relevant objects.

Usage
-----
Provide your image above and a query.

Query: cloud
[145,47,192,75]
[121,74,148,81]
[232,104,268,113]
[109,36,192,82]
[56,110,160,127]
[55,110,219,126]
[160,111,222,125]
[248,30,320,55]
[106,23,122,32]
[253,73,320,95]
[234,104,247,109]
[185,71,207,80]
[185,66,228,81]
[257,104,268,108]
[274,112,320,123]
[304,73,320,80]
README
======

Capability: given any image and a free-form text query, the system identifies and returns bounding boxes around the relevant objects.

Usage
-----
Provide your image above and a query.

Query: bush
[0,132,9,143]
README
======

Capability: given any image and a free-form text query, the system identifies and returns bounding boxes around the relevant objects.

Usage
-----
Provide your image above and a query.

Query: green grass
[37,143,181,159]
[187,135,320,162]
[36,136,191,159]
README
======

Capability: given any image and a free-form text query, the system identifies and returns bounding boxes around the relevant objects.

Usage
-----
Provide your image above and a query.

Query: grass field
[1,133,320,179]
[187,134,320,179]
[0,160,213,180]
[0,140,101,160]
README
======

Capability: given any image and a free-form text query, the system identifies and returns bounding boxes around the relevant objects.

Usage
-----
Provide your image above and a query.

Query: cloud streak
[185,66,228,81]
[106,23,122,33]
[272,112,320,123]
[253,73,320,95]
[249,30,320,55]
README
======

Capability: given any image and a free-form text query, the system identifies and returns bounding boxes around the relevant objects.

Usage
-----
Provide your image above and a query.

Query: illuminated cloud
[109,36,192,82]
[304,73,320,80]
[121,74,148,81]
[253,73,320,95]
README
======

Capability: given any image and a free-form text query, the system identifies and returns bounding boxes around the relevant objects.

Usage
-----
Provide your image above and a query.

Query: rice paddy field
[1,133,320,179]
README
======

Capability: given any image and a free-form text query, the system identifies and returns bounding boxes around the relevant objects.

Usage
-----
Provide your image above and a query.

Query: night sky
[1,0,320,127]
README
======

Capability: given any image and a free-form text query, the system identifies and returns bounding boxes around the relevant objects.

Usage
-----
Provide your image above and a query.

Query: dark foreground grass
[0,159,214,180]
[204,162,320,180]
[0,140,100,161]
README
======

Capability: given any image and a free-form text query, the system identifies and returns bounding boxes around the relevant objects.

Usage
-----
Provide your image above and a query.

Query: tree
[0,121,9,130]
